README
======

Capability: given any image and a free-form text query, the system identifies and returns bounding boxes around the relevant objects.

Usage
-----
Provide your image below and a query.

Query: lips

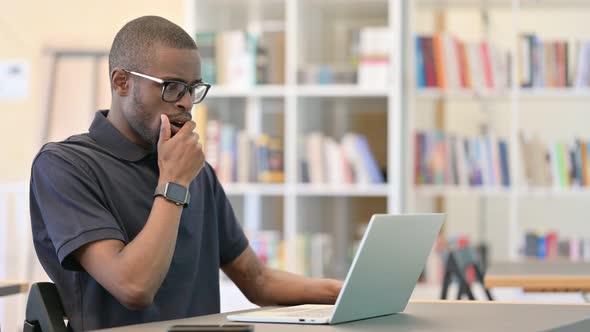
[167,114,191,136]
[170,123,182,136]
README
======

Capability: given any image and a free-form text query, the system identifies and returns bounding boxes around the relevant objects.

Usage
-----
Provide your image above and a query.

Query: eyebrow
[162,76,203,85]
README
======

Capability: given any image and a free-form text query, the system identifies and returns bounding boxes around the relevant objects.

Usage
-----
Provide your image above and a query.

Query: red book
[456,39,470,88]
[433,34,447,88]
[480,41,494,89]
[421,37,437,87]
[545,231,559,260]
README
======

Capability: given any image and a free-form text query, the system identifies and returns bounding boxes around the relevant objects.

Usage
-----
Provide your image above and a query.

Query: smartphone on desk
[167,324,254,332]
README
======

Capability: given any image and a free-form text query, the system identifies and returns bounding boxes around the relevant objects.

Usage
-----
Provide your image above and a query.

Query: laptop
[227,213,444,325]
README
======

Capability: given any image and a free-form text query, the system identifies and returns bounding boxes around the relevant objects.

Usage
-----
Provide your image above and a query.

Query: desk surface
[91,300,590,332]
[485,261,590,291]
[0,280,29,297]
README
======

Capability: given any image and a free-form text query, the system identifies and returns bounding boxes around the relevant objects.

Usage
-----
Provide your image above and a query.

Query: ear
[111,69,129,96]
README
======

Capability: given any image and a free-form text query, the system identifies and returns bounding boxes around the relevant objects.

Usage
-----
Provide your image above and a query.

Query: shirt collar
[88,110,154,162]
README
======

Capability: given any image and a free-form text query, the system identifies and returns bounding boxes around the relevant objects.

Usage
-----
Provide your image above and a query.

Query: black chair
[440,246,494,301]
[23,282,68,332]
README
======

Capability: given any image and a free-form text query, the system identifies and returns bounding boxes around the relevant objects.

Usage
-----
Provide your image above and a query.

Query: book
[415,33,510,91]
[205,121,284,184]
[518,35,590,88]
[195,32,217,84]
[301,132,384,185]
[414,130,511,187]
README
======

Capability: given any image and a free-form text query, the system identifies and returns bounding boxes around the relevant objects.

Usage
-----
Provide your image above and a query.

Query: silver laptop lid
[330,213,444,324]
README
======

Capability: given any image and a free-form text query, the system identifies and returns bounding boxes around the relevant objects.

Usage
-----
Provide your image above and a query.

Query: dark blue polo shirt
[29,110,249,331]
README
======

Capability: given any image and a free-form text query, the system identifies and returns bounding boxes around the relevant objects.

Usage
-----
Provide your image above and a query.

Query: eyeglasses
[123,69,211,104]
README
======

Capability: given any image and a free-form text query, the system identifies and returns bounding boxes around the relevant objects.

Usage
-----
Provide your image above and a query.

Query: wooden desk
[485,261,590,292]
[0,281,29,297]
[91,300,590,332]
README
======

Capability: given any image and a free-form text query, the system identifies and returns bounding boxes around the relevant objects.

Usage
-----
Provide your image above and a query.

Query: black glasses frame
[123,69,211,104]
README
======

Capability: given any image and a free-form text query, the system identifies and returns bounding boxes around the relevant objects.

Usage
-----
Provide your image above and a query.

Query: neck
[107,104,151,150]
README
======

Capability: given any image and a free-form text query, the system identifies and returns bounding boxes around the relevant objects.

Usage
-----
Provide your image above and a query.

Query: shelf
[519,188,590,198]
[519,88,590,98]
[415,88,590,100]
[416,0,590,9]
[296,85,390,98]
[206,85,400,98]
[223,183,286,196]
[417,0,513,9]
[414,185,511,196]
[222,183,391,196]
[414,186,590,198]
[296,184,390,197]
[223,183,388,197]
[303,0,387,5]
[416,88,510,100]
[207,85,286,98]
[207,86,590,100]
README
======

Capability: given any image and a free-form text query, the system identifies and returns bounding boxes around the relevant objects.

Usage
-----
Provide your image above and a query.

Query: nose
[175,87,193,112]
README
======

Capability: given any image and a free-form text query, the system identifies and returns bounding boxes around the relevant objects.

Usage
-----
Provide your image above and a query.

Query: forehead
[149,46,201,81]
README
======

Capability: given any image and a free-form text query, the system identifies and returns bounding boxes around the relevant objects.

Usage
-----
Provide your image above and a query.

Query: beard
[126,84,159,150]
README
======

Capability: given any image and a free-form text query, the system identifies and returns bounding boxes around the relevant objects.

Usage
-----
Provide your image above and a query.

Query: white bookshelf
[185,0,403,276]
[416,88,511,100]
[519,188,590,198]
[415,186,590,198]
[417,0,590,9]
[407,0,590,262]
[186,0,590,272]
[414,185,511,197]
[208,86,286,98]
[518,88,590,98]
[295,184,390,197]
[223,183,287,196]
[416,88,590,100]
[296,85,390,97]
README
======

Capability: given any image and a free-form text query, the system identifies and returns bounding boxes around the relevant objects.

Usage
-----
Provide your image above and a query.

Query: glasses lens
[163,82,186,102]
[192,84,208,104]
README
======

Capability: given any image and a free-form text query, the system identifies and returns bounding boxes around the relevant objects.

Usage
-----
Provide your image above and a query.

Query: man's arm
[222,246,343,306]
[74,116,204,310]
[73,197,183,310]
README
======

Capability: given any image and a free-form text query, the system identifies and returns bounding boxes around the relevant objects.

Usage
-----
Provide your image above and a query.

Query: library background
[2,0,590,330]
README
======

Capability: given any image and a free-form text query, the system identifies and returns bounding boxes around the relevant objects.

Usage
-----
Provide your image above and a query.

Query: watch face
[166,183,188,203]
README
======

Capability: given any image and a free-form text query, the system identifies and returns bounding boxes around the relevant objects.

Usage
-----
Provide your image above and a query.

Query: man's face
[123,46,201,149]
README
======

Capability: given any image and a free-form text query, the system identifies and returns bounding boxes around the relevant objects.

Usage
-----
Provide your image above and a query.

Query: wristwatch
[154,182,190,208]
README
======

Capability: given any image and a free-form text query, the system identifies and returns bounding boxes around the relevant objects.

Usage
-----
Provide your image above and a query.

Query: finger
[177,120,196,136]
[159,114,171,142]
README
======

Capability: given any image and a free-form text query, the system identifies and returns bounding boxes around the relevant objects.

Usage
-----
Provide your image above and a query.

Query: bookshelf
[185,0,402,278]
[208,86,286,98]
[408,0,590,263]
[185,0,590,281]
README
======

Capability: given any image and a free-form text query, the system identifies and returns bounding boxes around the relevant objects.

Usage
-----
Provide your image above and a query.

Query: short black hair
[108,16,197,75]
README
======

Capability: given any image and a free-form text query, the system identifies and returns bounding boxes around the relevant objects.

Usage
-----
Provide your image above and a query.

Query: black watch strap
[154,182,190,208]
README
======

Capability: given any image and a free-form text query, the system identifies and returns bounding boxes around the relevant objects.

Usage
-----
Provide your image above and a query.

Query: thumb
[159,114,171,143]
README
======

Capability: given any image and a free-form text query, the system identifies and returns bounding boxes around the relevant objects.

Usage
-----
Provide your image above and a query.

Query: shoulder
[190,162,227,199]
[32,134,97,175]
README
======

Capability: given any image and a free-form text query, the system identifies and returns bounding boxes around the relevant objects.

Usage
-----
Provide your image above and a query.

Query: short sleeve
[207,165,249,265]
[30,151,126,271]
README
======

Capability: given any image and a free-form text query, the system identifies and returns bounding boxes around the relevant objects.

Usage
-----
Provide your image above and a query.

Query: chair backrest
[23,282,68,332]
[440,246,494,301]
